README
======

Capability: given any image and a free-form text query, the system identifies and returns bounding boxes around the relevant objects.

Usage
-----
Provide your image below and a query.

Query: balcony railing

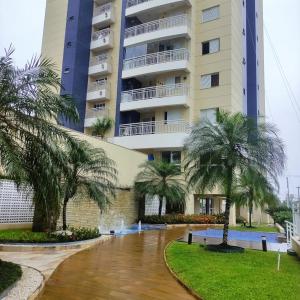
[121,83,189,103]
[123,48,189,70]
[85,108,109,119]
[92,28,112,41]
[90,53,110,67]
[119,119,190,136]
[126,0,152,8]
[125,15,189,39]
[88,80,109,92]
[94,2,112,17]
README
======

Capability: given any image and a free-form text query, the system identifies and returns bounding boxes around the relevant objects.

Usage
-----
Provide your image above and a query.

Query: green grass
[166,242,300,300]
[229,224,278,233]
[0,260,22,294]
[0,229,53,243]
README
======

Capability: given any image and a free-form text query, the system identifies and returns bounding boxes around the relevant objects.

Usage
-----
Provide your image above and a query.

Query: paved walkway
[39,228,196,300]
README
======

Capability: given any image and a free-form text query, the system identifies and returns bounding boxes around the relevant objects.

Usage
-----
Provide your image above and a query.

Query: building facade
[42,0,266,223]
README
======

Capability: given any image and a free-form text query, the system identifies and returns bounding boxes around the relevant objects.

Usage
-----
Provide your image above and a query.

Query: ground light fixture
[188,230,193,244]
[261,235,267,252]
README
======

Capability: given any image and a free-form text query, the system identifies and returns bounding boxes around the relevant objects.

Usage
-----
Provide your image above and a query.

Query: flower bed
[0,227,100,244]
[141,214,225,224]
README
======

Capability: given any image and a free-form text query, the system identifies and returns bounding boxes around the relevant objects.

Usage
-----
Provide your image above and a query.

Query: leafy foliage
[232,167,278,227]
[141,214,224,224]
[0,228,99,243]
[0,260,22,294]
[91,117,113,139]
[62,141,118,230]
[266,206,293,226]
[0,47,79,231]
[135,160,187,216]
[184,111,285,245]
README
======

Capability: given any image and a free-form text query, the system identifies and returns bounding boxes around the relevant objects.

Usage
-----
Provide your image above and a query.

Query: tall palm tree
[62,141,117,230]
[91,117,113,139]
[184,111,285,246]
[0,47,79,231]
[134,160,187,216]
[233,168,278,227]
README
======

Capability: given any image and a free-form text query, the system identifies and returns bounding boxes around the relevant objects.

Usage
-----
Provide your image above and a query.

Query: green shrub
[48,227,100,242]
[0,260,22,294]
[236,216,247,224]
[140,214,225,224]
[0,227,100,243]
[266,206,292,227]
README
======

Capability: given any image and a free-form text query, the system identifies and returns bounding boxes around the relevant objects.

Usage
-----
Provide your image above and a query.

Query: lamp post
[261,236,267,252]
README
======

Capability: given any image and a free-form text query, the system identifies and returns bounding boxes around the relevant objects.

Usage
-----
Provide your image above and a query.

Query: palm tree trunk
[222,168,233,246]
[62,197,69,231]
[158,196,163,216]
[249,203,253,228]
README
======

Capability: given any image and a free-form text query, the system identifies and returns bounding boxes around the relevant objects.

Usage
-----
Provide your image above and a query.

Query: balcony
[86,81,110,101]
[90,29,113,51]
[124,15,190,47]
[89,54,112,76]
[126,0,191,17]
[92,3,114,27]
[120,83,189,111]
[122,48,189,79]
[84,108,109,127]
[112,120,190,150]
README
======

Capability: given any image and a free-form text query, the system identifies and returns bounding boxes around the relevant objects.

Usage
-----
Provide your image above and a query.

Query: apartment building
[42,0,266,223]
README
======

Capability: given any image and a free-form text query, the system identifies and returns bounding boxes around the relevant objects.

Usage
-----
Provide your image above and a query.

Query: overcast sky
[0,0,299,200]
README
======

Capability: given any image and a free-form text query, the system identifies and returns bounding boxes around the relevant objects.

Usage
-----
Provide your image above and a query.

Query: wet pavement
[39,227,197,300]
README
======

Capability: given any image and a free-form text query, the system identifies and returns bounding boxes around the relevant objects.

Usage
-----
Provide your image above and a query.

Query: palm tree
[134,160,187,216]
[184,111,285,246]
[62,141,117,230]
[233,168,278,227]
[91,117,113,139]
[0,47,79,231]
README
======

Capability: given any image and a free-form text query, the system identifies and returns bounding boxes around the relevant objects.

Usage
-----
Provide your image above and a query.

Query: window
[200,108,218,124]
[162,151,181,164]
[202,6,220,23]
[201,73,219,89]
[93,103,105,110]
[202,39,220,55]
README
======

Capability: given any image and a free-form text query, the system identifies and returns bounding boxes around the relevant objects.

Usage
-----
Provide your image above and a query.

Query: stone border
[0,236,112,299]
[166,224,224,229]
[0,265,44,300]
[275,223,285,234]
[0,236,107,252]
[164,241,202,300]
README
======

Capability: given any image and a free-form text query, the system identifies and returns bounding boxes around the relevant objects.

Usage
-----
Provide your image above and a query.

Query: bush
[266,206,292,227]
[0,227,100,244]
[0,260,22,294]
[236,216,247,224]
[140,214,225,224]
[48,227,100,242]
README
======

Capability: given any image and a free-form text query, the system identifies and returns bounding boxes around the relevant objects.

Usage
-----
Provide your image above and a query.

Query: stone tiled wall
[58,189,139,230]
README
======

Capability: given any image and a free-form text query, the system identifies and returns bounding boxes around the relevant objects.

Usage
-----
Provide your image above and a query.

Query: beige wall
[65,128,147,187]
[41,0,68,78]
[57,189,138,230]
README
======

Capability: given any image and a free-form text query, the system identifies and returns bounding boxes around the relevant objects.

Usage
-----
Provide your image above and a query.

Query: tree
[91,117,113,139]
[232,168,278,227]
[184,111,285,246]
[134,160,187,216]
[62,141,117,230]
[0,47,79,231]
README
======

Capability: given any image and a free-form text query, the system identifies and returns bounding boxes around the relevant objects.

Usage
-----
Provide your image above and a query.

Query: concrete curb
[166,224,224,229]
[164,241,202,300]
[0,236,108,252]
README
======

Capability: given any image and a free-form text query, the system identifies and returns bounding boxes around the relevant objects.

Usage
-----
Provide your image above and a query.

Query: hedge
[140,214,225,224]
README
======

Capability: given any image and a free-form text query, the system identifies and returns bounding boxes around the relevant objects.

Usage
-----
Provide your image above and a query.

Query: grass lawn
[166,242,300,300]
[229,224,278,233]
[0,260,22,294]
[0,229,54,243]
